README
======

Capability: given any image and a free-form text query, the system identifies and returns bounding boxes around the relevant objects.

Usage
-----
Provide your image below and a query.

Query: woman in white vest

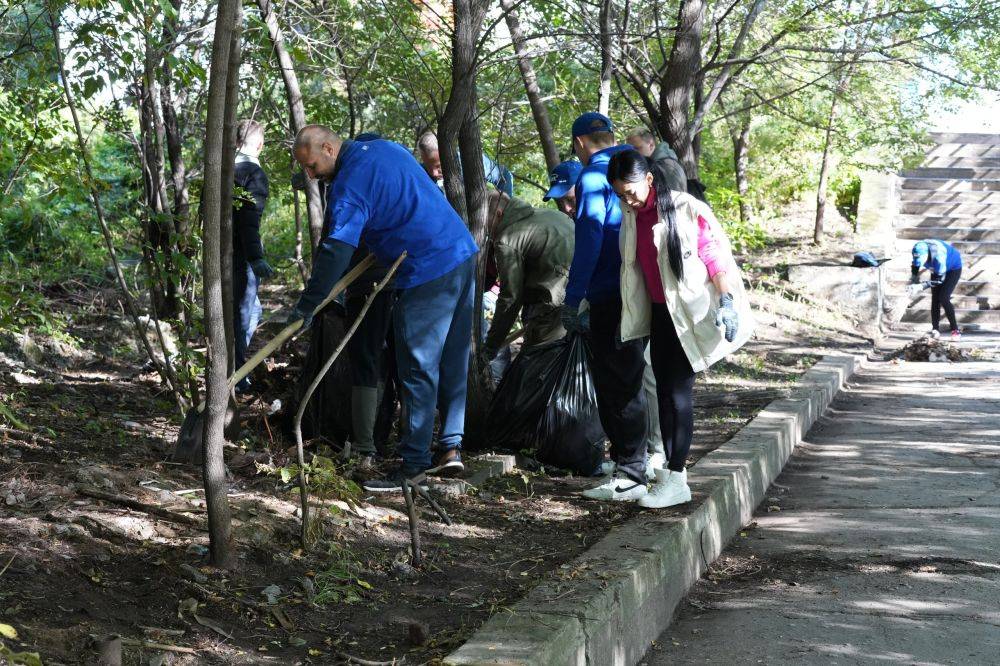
[607,150,755,508]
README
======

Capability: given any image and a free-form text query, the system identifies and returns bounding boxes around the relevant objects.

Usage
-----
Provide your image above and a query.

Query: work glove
[560,304,590,334]
[715,293,738,343]
[250,258,275,281]
[285,303,315,331]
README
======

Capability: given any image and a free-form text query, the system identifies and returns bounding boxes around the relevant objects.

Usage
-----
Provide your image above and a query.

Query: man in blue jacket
[911,239,963,339]
[417,131,515,197]
[290,125,478,491]
[561,112,649,502]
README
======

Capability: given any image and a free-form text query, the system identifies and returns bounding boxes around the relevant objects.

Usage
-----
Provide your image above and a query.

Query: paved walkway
[646,345,1000,665]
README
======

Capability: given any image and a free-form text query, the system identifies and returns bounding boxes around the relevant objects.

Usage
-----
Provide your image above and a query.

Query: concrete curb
[436,454,517,497]
[444,354,861,666]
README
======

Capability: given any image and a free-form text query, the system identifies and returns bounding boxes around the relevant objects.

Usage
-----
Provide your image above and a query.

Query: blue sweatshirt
[325,140,478,289]
[564,144,634,308]
[912,239,962,277]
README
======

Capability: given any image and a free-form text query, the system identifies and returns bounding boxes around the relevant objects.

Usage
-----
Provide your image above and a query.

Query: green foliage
[312,543,373,606]
[277,455,362,502]
[834,175,862,226]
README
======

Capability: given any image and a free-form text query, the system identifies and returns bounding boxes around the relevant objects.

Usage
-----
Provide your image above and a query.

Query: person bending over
[911,239,963,339]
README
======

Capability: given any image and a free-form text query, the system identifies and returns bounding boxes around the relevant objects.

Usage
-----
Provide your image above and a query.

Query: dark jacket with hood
[651,142,688,193]
[484,197,574,354]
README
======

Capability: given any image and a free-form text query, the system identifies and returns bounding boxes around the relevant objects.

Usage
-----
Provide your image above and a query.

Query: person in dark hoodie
[625,127,688,194]
[561,112,650,502]
[479,190,575,368]
[232,119,274,392]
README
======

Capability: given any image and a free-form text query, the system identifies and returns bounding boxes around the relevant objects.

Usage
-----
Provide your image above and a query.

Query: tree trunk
[220,6,242,375]
[814,94,838,245]
[200,0,241,569]
[597,0,613,117]
[657,0,704,179]
[256,0,324,249]
[732,118,751,226]
[160,0,190,246]
[499,0,559,171]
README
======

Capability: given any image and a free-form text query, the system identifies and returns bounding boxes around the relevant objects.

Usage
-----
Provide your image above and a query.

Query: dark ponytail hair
[607,149,683,280]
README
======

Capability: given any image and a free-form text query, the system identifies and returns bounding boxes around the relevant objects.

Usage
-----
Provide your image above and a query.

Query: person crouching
[607,150,755,508]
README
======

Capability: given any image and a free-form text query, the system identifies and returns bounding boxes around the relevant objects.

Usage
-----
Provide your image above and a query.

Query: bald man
[289,125,478,491]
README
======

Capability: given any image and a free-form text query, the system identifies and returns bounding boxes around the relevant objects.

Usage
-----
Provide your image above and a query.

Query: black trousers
[345,289,396,388]
[931,268,962,332]
[586,298,648,484]
[649,303,696,473]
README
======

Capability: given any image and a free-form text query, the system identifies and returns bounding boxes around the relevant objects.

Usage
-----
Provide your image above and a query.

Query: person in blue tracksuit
[289,125,478,491]
[560,112,650,502]
[911,239,963,338]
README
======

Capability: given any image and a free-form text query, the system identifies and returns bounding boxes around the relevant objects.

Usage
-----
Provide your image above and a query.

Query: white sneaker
[645,451,667,481]
[928,329,940,339]
[581,472,647,501]
[639,468,692,509]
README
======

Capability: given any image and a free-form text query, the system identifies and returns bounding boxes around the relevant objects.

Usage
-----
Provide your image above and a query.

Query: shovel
[172,255,377,463]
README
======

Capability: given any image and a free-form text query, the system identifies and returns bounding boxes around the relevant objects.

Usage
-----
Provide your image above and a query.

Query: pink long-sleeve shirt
[636,187,725,304]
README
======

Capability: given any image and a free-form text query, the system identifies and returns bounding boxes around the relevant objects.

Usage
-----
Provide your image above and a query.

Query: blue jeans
[234,262,262,376]
[393,256,476,470]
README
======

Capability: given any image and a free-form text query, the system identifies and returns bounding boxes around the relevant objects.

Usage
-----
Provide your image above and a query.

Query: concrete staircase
[889,132,1000,328]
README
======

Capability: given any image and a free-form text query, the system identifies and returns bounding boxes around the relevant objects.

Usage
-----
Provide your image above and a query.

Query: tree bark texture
[256,0,324,249]
[499,0,559,171]
[732,118,751,226]
[220,5,242,375]
[657,0,705,179]
[598,0,613,117]
[200,0,241,568]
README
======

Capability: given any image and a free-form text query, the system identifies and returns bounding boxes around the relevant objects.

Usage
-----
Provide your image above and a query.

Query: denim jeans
[234,262,262,376]
[393,256,476,471]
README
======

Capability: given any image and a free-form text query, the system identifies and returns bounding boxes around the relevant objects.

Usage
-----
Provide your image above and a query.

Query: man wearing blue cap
[911,239,963,339]
[561,112,650,502]
[544,159,583,217]
[289,125,478,490]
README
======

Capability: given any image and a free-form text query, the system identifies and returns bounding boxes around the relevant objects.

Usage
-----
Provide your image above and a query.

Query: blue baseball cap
[544,160,583,201]
[571,112,614,138]
[912,241,929,259]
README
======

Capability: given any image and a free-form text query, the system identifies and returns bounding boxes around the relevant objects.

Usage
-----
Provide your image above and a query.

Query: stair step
[900,189,1000,203]
[926,143,1000,160]
[922,156,1000,169]
[929,132,1000,145]
[903,167,1000,179]
[901,308,1000,324]
[900,201,1000,216]
[905,293,1000,310]
[894,227,1000,241]
[895,215,1000,229]
[887,280,1000,296]
[902,178,1000,192]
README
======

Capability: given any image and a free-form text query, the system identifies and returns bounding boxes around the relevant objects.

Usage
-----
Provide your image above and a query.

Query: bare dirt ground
[0,205,875,664]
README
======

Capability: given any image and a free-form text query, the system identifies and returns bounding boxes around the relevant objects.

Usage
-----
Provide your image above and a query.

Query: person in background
[416,131,515,197]
[289,125,478,491]
[543,159,582,217]
[232,119,274,393]
[479,189,575,370]
[343,132,395,467]
[625,127,688,194]
[911,239,963,339]
[561,112,650,502]
[546,157,666,479]
[608,149,754,508]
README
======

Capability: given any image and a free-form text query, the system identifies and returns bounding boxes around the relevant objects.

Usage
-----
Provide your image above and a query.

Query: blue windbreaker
[564,144,634,308]
[912,239,962,277]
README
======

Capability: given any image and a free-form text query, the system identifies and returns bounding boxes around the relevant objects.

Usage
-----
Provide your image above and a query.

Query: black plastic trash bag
[485,333,605,475]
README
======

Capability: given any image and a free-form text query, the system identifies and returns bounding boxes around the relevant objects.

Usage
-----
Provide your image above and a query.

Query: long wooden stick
[186,254,376,417]
[77,487,202,526]
[293,253,406,547]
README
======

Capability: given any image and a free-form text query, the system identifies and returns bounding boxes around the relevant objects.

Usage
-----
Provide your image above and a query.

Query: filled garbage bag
[484,333,605,474]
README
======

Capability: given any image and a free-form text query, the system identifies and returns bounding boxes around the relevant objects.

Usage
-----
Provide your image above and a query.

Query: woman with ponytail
[607,150,755,508]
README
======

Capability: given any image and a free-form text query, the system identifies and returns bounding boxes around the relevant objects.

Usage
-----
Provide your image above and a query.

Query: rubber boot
[351,385,379,455]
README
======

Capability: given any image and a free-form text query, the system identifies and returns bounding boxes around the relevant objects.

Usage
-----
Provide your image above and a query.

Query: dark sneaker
[428,448,464,477]
[362,466,428,494]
